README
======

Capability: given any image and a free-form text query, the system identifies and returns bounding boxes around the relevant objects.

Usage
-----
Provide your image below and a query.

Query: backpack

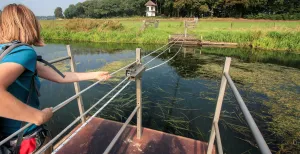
[0,41,64,154]
[0,40,65,78]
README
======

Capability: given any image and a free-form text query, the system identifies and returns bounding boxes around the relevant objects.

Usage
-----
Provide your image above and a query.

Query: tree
[199,4,210,14]
[62,0,300,19]
[64,5,77,19]
[54,7,64,18]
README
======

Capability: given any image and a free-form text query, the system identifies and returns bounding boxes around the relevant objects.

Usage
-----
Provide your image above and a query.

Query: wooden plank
[207,58,231,154]
[67,45,86,123]
[136,48,142,139]
[55,117,215,154]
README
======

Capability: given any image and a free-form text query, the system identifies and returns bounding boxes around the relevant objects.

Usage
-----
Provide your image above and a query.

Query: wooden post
[231,22,233,29]
[207,57,231,154]
[67,45,86,123]
[136,48,142,139]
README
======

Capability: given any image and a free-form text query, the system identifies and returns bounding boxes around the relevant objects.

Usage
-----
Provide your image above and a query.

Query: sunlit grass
[40,18,300,52]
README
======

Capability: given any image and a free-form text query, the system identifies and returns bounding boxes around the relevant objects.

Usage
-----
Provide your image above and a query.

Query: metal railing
[207,57,271,154]
[0,45,86,146]
[0,39,181,153]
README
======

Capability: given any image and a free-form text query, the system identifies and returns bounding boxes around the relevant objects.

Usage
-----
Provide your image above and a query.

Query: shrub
[65,19,102,31]
[100,20,124,31]
[245,13,300,20]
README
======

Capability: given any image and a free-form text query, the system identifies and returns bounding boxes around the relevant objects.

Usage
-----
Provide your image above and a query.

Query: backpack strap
[0,43,31,61]
[14,76,35,154]
[0,41,65,78]
[37,56,65,78]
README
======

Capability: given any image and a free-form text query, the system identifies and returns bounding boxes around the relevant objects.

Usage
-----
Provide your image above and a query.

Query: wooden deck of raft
[55,117,215,154]
[169,34,238,47]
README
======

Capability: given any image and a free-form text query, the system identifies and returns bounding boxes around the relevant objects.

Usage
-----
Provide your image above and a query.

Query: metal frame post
[136,48,142,139]
[67,45,86,123]
[207,57,231,154]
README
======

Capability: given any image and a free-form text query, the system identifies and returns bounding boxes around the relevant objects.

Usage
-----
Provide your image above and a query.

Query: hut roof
[145,1,157,6]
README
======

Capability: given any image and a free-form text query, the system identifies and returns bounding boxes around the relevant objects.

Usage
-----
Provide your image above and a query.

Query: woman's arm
[37,62,111,83]
[0,63,53,126]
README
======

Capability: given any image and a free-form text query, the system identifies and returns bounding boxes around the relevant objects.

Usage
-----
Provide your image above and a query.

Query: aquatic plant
[193,55,300,152]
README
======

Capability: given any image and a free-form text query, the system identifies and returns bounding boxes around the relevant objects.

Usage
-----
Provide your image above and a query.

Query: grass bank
[40,18,300,52]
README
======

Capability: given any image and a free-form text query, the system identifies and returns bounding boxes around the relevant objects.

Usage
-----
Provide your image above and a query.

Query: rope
[36,80,132,154]
[146,43,183,72]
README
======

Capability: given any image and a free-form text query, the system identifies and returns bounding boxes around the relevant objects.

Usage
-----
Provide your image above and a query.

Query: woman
[0,4,110,153]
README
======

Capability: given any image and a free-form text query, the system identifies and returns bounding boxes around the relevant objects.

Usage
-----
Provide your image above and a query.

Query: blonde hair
[0,4,44,46]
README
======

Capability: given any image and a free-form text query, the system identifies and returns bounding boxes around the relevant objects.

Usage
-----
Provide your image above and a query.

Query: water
[34,42,300,154]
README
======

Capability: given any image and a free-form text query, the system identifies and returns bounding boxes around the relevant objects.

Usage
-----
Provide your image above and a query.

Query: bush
[64,19,124,31]
[100,20,124,31]
[245,13,300,20]
[65,19,102,31]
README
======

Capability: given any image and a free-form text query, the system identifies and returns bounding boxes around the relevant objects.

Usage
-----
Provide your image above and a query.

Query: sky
[0,0,85,16]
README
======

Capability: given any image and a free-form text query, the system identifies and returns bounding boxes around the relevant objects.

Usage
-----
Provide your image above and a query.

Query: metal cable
[146,43,183,72]
[0,62,134,146]
[141,40,174,60]
[0,38,178,146]
[144,39,180,66]
[36,81,132,154]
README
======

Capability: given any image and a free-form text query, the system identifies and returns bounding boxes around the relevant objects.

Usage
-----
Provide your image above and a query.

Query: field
[40,18,300,52]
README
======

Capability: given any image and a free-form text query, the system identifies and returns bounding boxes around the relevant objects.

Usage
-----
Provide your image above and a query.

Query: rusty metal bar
[103,106,139,154]
[207,57,231,154]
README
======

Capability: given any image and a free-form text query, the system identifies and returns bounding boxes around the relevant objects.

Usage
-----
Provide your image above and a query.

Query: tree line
[55,0,300,20]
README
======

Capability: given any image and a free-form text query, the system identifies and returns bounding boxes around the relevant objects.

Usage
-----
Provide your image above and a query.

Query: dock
[55,117,215,154]
[169,34,238,47]
[0,44,271,154]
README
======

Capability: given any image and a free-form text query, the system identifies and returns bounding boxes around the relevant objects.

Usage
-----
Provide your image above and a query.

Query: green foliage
[54,7,64,18]
[40,19,300,51]
[245,13,300,20]
[64,4,79,19]
[199,4,210,13]
[62,0,300,19]
[65,19,102,31]
[64,19,124,32]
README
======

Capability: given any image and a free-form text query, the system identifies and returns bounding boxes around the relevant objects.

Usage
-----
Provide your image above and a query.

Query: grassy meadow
[40,18,300,52]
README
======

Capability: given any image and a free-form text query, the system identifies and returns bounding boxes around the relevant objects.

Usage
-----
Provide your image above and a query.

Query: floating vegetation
[193,55,300,152]
[53,61,70,72]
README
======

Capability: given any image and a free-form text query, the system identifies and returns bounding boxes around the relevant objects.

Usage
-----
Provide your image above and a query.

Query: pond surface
[34,42,300,154]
